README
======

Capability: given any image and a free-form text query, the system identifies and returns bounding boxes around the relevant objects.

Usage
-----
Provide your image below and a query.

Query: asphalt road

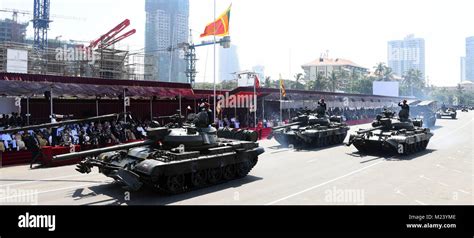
[1,111,472,205]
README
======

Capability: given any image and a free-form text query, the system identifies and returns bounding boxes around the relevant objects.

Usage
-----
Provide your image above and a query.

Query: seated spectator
[36,133,48,147]
[15,133,26,151]
[1,133,17,151]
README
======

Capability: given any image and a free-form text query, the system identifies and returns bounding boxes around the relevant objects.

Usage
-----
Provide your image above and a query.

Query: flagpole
[254,75,257,128]
[213,0,217,126]
[280,77,283,124]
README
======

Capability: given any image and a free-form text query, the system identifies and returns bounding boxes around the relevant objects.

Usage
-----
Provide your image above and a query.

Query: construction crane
[1,5,85,51]
[184,31,231,85]
[88,19,136,49]
[0,8,86,23]
[33,0,51,51]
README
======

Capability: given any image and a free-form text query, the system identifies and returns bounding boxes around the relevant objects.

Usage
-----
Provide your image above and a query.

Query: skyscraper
[460,57,466,82]
[466,36,474,82]
[145,0,189,83]
[219,44,240,81]
[388,34,425,79]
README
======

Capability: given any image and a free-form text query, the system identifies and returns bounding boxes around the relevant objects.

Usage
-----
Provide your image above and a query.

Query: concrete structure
[461,57,466,82]
[219,44,240,81]
[388,34,425,79]
[0,19,29,43]
[302,58,368,79]
[145,0,189,83]
[466,36,474,82]
[302,57,368,91]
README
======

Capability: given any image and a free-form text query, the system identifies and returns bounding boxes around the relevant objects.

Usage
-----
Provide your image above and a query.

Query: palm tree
[456,84,464,105]
[382,67,394,81]
[294,73,305,90]
[264,76,272,88]
[328,71,338,92]
[311,73,327,91]
[403,69,424,96]
[374,62,386,80]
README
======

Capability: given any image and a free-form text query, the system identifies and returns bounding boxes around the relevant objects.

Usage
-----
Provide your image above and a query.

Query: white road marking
[394,188,407,197]
[458,190,471,195]
[436,164,446,169]
[419,175,433,181]
[270,148,290,154]
[415,200,427,205]
[438,182,449,187]
[265,161,384,205]
[0,173,89,188]
[452,169,463,174]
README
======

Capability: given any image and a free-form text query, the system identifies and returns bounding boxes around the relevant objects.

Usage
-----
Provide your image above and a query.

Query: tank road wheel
[208,167,223,184]
[416,142,423,152]
[190,170,208,187]
[329,136,335,145]
[406,144,414,155]
[236,161,251,178]
[321,137,327,147]
[165,174,185,194]
[223,165,236,180]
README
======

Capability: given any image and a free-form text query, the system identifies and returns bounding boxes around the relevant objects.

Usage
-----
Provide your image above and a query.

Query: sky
[1,0,473,86]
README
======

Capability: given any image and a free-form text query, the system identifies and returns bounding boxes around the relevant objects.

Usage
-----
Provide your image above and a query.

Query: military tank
[436,108,457,119]
[53,113,264,194]
[346,110,433,155]
[268,107,350,148]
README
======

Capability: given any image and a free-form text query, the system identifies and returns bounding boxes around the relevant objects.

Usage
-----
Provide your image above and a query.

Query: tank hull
[350,130,433,155]
[76,139,264,194]
[273,126,349,148]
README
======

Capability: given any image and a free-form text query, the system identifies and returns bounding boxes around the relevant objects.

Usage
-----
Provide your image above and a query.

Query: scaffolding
[0,41,155,81]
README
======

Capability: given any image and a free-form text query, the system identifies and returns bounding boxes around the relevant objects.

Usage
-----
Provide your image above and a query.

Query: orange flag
[200,4,232,37]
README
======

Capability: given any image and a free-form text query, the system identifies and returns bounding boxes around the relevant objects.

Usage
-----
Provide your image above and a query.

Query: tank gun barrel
[53,140,155,162]
[356,126,385,135]
[0,114,119,134]
[271,122,302,130]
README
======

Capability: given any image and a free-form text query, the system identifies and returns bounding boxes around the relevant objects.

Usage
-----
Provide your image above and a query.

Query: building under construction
[0,40,155,80]
[0,18,29,43]
[0,15,154,81]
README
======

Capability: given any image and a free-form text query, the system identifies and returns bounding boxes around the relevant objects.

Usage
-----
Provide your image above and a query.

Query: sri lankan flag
[200,4,232,37]
[280,74,287,98]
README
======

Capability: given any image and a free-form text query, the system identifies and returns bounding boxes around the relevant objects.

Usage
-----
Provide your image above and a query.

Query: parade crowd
[0,114,149,152]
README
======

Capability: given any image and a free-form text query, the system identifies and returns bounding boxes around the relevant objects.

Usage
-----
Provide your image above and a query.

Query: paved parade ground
[1,112,472,205]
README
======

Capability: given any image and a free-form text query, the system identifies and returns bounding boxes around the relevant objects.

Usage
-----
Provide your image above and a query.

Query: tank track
[275,132,347,149]
[141,157,258,194]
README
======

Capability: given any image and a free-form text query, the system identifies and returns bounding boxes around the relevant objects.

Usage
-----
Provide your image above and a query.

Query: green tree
[328,71,339,92]
[402,69,424,96]
[310,73,327,91]
[293,73,305,90]
[455,84,465,105]
[374,62,386,80]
